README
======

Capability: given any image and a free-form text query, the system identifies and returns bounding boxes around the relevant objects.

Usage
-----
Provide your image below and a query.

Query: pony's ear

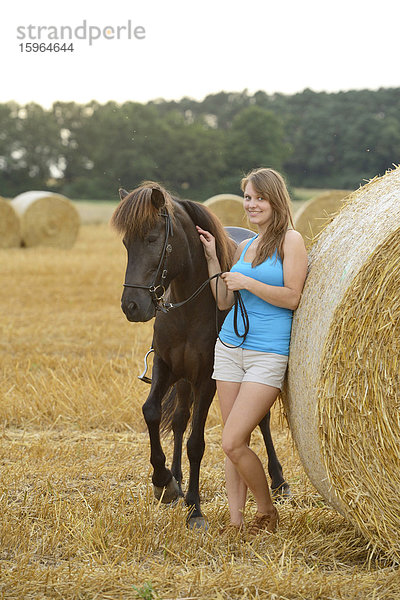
[151,187,165,209]
[119,188,129,201]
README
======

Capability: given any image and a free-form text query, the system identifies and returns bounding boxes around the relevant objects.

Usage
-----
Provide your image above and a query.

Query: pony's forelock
[111,182,174,240]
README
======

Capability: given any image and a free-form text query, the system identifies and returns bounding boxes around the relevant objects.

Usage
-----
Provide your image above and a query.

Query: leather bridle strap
[123,211,173,311]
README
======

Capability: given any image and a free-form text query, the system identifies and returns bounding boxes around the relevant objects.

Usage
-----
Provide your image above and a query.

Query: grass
[0,221,397,599]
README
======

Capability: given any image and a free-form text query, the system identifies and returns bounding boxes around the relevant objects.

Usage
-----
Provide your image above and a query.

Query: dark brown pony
[112,182,289,528]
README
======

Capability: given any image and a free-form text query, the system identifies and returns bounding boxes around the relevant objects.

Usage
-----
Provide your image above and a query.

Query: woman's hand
[196,226,217,262]
[220,271,249,291]
[196,225,236,310]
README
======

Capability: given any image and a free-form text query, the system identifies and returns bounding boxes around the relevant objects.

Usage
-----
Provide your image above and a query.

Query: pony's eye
[147,235,158,244]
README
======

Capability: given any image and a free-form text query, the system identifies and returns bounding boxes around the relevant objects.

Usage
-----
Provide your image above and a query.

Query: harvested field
[0,222,397,599]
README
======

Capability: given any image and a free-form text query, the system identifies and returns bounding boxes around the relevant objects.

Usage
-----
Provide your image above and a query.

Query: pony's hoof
[153,476,180,504]
[188,516,208,531]
[271,482,292,502]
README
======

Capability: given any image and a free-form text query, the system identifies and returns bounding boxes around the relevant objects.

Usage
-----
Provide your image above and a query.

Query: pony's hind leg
[258,411,291,500]
[185,378,216,529]
[171,380,193,497]
[142,355,180,504]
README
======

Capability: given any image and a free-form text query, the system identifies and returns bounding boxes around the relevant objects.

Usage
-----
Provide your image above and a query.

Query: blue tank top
[219,236,293,355]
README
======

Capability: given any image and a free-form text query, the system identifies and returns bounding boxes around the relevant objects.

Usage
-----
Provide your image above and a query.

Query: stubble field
[0,216,398,599]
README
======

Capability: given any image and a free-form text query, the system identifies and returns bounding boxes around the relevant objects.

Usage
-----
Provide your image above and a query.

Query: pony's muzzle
[121,292,155,322]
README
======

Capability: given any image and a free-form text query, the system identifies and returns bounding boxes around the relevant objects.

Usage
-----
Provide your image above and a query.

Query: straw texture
[294,189,352,246]
[0,196,20,248]
[12,191,80,248]
[204,193,256,230]
[0,221,398,597]
[283,167,400,560]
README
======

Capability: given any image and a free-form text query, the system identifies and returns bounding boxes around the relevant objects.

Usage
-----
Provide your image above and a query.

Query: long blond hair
[241,168,294,266]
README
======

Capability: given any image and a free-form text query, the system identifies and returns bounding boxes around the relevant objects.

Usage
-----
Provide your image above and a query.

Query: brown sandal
[247,508,279,537]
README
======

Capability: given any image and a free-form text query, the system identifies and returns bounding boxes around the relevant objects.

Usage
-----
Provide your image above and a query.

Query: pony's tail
[160,386,178,435]
[160,383,194,436]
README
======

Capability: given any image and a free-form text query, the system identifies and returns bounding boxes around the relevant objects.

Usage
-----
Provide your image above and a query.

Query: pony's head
[111,182,175,321]
[112,181,236,323]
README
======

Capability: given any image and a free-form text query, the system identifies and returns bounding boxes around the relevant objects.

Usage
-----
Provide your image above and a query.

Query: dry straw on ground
[0,196,20,248]
[12,190,80,248]
[294,189,352,246]
[204,194,256,231]
[284,167,400,562]
[0,218,398,598]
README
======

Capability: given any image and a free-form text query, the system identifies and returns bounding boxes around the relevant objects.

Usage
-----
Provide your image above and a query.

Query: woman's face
[243,182,273,228]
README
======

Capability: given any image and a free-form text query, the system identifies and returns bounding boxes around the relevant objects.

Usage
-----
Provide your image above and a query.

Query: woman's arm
[196,226,246,310]
[220,230,308,310]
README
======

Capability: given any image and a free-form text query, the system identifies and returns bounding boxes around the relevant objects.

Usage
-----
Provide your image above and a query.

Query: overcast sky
[2,0,399,107]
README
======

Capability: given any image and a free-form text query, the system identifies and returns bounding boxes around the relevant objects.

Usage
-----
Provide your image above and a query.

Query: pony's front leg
[142,355,180,504]
[258,412,291,500]
[185,378,216,529]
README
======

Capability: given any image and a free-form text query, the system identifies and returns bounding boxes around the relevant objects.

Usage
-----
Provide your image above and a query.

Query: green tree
[0,102,61,196]
[1,87,400,199]
[225,106,291,176]
[0,102,20,196]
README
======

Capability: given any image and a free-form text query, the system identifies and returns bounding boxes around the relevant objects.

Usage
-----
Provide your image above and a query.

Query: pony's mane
[111,181,175,240]
[111,182,235,271]
[176,199,235,272]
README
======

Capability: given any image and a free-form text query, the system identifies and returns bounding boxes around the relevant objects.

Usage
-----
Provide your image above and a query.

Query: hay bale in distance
[295,189,352,246]
[283,167,400,560]
[204,194,256,230]
[0,196,21,248]
[12,191,80,248]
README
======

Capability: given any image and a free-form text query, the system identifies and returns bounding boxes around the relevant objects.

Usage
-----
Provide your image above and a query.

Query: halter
[123,211,173,313]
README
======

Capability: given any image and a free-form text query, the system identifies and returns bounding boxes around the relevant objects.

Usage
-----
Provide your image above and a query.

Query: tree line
[0,88,399,201]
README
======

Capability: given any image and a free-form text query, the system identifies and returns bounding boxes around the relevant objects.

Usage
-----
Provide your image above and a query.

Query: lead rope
[166,271,249,348]
[163,272,221,310]
[138,274,250,383]
[215,275,250,349]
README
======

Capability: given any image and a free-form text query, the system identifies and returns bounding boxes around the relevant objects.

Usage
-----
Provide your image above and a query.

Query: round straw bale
[11,191,80,248]
[295,189,352,246]
[283,167,400,560]
[204,194,256,230]
[0,196,21,248]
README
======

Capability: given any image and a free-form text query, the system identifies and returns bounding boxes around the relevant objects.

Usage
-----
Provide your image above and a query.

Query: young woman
[196,167,308,537]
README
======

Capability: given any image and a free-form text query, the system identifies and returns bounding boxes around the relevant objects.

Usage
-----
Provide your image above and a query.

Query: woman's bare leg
[220,381,280,516]
[217,381,247,526]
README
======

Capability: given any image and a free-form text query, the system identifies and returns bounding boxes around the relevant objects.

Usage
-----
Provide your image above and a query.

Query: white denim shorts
[212,338,288,389]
